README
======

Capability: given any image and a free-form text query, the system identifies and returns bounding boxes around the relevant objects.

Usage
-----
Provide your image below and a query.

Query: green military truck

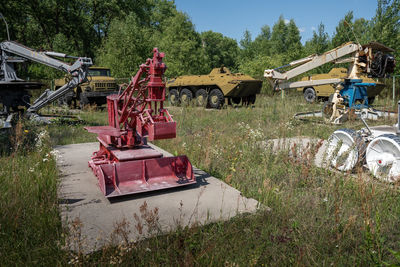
[166,67,262,109]
[55,66,118,108]
[298,68,384,103]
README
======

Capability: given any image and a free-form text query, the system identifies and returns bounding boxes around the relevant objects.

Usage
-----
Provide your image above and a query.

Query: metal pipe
[360,115,372,135]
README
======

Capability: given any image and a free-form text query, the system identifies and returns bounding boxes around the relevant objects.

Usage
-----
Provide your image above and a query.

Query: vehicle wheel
[231,97,241,105]
[368,97,375,105]
[208,89,224,109]
[195,89,207,107]
[366,134,400,182]
[242,96,250,106]
[326,128,366,171]
[168,89,179,106]
[248,95,256,105]
[180,88,193,106]
[304,87,316,103]
[79,94,89,109]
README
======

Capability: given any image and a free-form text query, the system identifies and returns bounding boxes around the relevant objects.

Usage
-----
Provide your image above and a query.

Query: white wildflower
[35,130,49,149]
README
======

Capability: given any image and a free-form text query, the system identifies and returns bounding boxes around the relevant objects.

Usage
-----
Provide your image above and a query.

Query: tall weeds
[2,95,400,265]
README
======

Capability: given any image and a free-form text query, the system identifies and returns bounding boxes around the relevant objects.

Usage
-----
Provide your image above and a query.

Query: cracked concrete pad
[56,142,258,252]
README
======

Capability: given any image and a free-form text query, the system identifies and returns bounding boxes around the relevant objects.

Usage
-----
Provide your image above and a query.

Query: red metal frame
[85,48,195,197]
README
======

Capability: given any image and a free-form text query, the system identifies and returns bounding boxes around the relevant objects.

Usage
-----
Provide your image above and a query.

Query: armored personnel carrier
[166,67,262,108]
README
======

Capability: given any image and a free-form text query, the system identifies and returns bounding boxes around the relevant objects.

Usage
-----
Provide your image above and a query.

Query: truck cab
[55,66,118,108]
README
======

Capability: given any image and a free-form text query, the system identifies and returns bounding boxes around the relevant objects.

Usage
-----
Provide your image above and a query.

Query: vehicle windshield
[88,69,111,77]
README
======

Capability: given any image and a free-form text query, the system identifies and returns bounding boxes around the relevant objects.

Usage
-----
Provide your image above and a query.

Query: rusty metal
[85,48,195,197]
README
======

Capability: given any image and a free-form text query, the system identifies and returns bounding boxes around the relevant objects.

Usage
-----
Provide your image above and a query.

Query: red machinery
[85,48,195,197]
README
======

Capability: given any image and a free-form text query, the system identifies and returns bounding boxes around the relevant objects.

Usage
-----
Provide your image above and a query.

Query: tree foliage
[97,13,154,77]
[200,31,239,71]
[304,23,330,55]
[0,0,398,81]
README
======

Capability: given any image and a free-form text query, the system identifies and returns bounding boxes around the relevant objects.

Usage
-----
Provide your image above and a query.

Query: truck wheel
[195,89,207,107]
[304,87,316,103]
[208,89,224,109]
[169,89,179,106]
[248,95,256,105]
[180,88,193,106]
[232,97,241,105]
[80,94,89,109]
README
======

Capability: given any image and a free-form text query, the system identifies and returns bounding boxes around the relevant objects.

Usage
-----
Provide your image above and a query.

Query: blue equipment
[340,79,377,109]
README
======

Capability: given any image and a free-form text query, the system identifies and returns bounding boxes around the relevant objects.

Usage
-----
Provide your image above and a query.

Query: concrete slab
[56,142,259,252]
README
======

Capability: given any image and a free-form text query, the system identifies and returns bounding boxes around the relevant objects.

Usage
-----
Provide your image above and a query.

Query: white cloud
[284,19,290,25]
[299,27,306,33]
[311,26,316,31]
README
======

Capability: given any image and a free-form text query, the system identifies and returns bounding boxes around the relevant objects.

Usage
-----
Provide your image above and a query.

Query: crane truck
[264,42,395,123]
[0,40,92,127]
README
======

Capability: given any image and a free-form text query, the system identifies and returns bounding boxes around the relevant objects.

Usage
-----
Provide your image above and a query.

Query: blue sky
[173,0,378,44]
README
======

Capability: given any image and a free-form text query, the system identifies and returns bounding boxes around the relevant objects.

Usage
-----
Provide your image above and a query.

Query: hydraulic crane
[264,42,396,123]
[0,40,92,126]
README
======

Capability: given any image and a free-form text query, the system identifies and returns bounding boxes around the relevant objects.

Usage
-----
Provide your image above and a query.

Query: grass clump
[1,94,400,265]
[0,121,66,265]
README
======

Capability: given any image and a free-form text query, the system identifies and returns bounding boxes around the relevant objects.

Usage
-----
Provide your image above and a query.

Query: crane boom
[264,42,395,91]
[0,40,92,116]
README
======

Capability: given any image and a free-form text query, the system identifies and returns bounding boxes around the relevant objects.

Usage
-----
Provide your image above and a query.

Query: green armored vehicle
[166,67,262,108]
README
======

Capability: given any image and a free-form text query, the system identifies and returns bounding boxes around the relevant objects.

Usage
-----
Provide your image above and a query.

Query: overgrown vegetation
[0,122,66,265]
[1,95,400,265]
[1,0,399,81]
[1,0,400,265]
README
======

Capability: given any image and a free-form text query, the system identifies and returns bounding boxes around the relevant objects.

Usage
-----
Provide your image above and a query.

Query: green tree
[270,15,288,55]
[332,11,355,47]
[304,23,332,74]
[371,0,400,45]
[305,23,330,55]
[239,30,255,61]
[155,12,208,77]
[88,0,153,43]
[97,13,154,77]
[200,31,239,71]
[238,54,285,94]
[285,19,303,60]
[148,0,177,32]
[371,0,399,72]
[252,25,272,56]
[353,18,372,44]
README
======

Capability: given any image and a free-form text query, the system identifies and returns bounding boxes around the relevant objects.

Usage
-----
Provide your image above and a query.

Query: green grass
[1,94,400,266]
[0,123,67,265]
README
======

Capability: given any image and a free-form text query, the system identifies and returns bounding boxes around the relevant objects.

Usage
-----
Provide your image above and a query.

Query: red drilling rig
[85,48,195,197]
